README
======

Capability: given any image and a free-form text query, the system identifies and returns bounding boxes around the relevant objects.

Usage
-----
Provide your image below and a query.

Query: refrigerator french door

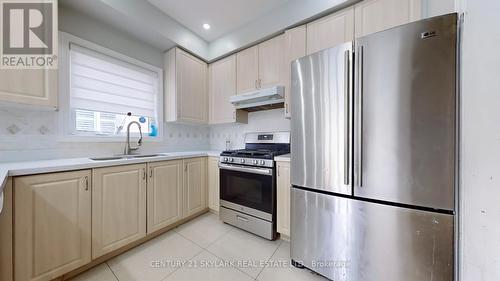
[290,14,457,281]
[290,41,353,196]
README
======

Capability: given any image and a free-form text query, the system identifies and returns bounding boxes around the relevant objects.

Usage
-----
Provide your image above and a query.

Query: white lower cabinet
[14,170,92,281]
[207,157,220,212]
[147,160,184,233]
[276,161,291,238]
[92,164,147,259]
[183,157,208,217]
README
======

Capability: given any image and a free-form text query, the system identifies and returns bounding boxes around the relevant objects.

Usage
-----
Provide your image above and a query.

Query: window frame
[58,32,163,142]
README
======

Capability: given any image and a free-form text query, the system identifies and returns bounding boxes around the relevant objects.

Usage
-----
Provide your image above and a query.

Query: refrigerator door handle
[357,45,364,187]
[344,50,351,186]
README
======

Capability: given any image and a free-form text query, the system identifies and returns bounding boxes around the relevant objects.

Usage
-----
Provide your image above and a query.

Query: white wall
[58,5,164,68]
[0,6,211,163]
[461,0,500,280]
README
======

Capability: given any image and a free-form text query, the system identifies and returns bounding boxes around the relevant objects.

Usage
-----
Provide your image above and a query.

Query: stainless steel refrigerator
[290,14,458,281]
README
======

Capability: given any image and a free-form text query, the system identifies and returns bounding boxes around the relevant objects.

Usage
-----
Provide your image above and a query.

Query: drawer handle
[236,215,249,222]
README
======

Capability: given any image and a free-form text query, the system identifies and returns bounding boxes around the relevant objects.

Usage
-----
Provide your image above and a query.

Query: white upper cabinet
[421,0,457,18]
[258,34,285,89]
[165,47,208,124]
[306,7,354,55]
[0,69,57,108]
[354,0,422,38]
[236,45,259,94]
[284,25,307,119]
[209,55,248,124]
[236,35,285,94]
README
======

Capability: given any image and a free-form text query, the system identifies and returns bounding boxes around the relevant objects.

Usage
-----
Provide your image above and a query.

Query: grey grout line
[99,213,285,281]
[105,262,120,281]
[254,239,283,281]
[173,218,258,280]
[203,247,257,281]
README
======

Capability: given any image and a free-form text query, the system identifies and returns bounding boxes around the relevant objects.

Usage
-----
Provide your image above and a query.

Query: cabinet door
[421,0,456,18]
[277,162,291,237]
[258,34,285,89]
[183,157,207,217]
[0,69,57,108]
[147,160,183,233]
[236,45,259,94]
[306,7,354,55]
[14,170,91,281]
[354,0,422,38]
[284,26,307,119]
[177,49,208,123]
[92,164,146,259]
[207,157,220,212]
[208,55,247,124]
[0,179,13,281]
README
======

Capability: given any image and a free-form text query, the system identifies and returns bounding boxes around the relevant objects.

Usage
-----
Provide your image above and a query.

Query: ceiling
[147,0,291,42]
[59,0,355,61]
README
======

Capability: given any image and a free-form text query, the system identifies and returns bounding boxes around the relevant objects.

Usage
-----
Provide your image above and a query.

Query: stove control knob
[228,158,234,162]
[240,159,245,164]
[253,160,258,165]
[260,160,266,165]
[223,157,228,162]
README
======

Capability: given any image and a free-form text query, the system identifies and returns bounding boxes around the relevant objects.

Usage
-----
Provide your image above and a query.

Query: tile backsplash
[210,108,291,151]
[0,106,289,162]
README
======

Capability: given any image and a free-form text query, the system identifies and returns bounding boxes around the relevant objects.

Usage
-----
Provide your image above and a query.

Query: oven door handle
[219,163,272,176]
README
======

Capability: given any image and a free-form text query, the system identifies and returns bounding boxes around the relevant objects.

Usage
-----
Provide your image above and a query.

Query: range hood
[230,86,285,112]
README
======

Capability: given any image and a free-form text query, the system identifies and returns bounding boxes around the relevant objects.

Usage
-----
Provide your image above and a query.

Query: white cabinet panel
[307,7,354,55]
[209,55,247,124]
[147,160,183,233]
[0,69,57,108]
[277,161,291,237]
[14,171,91,281]
[207,157,220,212]
[236,46,259,94]
[165,48,208,123]
[354,0,422,38]
[92,164,146,259]
[258,34,285,89]
[183,157,208,217]
[284,25,306,118]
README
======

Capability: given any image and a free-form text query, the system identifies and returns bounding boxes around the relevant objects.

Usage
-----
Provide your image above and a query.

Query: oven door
[219,163,275,221]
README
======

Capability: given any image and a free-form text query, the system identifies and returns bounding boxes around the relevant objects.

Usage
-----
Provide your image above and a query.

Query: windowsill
[57,134,163,143]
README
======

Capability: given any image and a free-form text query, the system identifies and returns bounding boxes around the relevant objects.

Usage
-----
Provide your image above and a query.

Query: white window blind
[70,44,158,118]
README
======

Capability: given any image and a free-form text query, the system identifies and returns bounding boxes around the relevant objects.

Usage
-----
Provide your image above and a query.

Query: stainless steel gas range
[218,132,290,240]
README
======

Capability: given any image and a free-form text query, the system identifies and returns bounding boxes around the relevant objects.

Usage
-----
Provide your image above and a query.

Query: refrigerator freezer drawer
[290,187,454,281]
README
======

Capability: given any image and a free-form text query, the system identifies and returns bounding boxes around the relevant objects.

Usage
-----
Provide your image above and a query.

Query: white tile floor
[70,213,329,281]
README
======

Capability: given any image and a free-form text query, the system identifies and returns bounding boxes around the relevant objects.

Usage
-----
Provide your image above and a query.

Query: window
[59,32,163,140]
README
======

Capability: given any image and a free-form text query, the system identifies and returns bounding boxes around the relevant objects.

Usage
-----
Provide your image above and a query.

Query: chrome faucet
[124,121,143,155]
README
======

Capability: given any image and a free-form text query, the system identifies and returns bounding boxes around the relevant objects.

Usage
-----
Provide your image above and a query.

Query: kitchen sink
[129,154,166,158]
[89,156,124,161]
[89,153,167,161]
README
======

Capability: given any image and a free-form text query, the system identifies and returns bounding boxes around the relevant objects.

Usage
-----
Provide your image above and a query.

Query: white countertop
[274,154,290,162]
[0,150,221,195]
